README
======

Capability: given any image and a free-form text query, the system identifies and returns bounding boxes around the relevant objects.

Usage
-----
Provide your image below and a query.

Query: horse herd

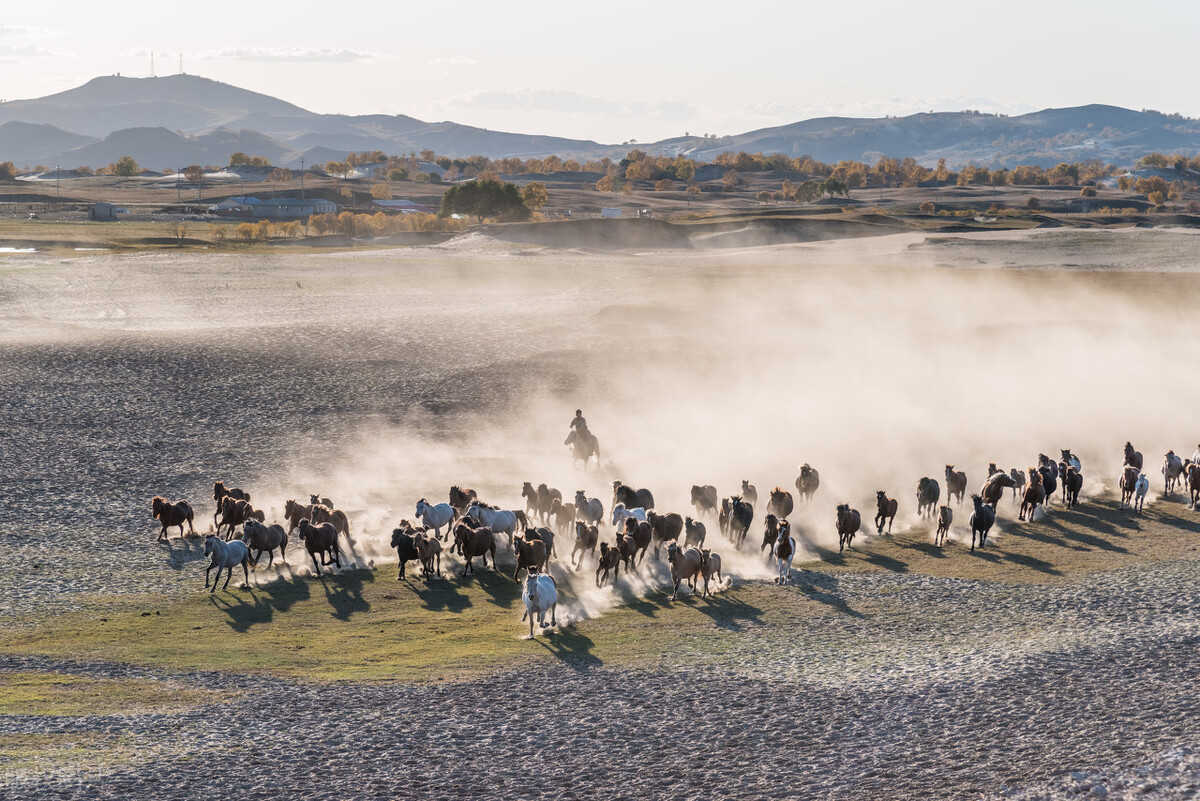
[150,441,1200,631]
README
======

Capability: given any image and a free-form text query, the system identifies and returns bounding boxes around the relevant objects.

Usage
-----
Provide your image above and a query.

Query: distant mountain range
[1,74,1198,171]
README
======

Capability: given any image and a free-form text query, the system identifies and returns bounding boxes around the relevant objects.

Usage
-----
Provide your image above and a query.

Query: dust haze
[3,228,1200,616]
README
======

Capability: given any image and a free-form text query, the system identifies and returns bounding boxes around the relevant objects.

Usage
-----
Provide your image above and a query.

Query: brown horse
[218,496,263,540]
[151,496,195,541]
[1118,464,1141,509]
[454,521,496,577]
[944,465,967,507]
[448,485,478,512]
[296,519,341,576]
[615,531,638,572]
[767,487,794,519]
[513,535,547,581]
[596,541,621,587]
[1124,442,1144,471]
[1019,469,1046,521]
[309,504,351,541]
[874,491,898,535]
[1009,468,1026,504]
[836,504,861,553]
[623,517,652,566]
[1187,463,1200,509]
[284,499,314,536]
[916,477,940,520]
[760,513,780,553]
[684,517,707,549]
[571,521,599,570]
[667,543,704,601]
[1064,466,1083,507]
[648,511,684,559]
[699,549,724,597]
[690,485,718,518]
[212,481,250,526]
[309,493,333,509]
[414,530,442,578]
[979,472,1015,508]
[935,505,953,547]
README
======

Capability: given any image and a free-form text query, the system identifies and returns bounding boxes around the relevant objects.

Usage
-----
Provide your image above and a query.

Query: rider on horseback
[565,409,588,445]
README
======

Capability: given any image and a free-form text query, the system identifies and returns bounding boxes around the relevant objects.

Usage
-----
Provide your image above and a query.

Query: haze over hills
[1,74,1199,171]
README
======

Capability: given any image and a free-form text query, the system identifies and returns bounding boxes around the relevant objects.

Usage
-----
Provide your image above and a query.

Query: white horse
[467,504,518,542]
[203,535,250,592]
[1134,474,1150,512]
[573,491,603,525]
[565,429,601,469]
[611,503,647,530]
[521,571,558,637]
[415,499,455,541]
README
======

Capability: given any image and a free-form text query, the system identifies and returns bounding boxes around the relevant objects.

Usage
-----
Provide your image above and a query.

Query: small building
[88,203,117,221]
[372,199,434,214]
[209,196,338,219]
[600,207,623,219]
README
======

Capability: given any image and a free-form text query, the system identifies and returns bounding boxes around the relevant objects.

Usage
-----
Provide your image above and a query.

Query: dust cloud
[232,229,1200,619]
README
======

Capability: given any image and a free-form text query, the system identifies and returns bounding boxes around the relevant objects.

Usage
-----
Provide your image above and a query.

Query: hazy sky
[2,1,1197,143]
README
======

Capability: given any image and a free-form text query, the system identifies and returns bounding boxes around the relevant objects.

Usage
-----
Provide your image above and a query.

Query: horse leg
[241,559,250,587]
[205,562,214,588]
[310,552,322,576]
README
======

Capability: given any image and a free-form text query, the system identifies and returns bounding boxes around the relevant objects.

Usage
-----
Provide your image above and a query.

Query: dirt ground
[3,229,1200,798]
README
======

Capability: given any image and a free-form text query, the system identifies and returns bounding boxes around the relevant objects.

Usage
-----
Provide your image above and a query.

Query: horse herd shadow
[207,568,375,631]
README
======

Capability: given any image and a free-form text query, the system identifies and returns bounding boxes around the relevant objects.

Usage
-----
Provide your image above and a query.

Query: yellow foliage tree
[520,182,548,209]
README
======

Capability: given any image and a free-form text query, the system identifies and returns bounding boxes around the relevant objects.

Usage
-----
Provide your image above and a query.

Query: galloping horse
[773,520,795,585]
[203,535,250,592]
[874,491,898,535]
[565,428,601,469]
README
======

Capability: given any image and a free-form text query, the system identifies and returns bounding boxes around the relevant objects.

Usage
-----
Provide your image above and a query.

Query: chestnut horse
[874,491,898,535]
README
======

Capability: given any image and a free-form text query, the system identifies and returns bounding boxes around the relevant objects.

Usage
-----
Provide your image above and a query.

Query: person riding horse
[565,409,588,445]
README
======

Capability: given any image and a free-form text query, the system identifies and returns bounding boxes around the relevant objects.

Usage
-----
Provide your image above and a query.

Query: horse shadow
[688,592,763,631]
[624,592,670,618]
[209,580,311,633]
[318,569,374,621]
[903,538,948,559]
[160,537,207,571]
[533,628,602,671]
[463,569,521,609]
[1037,515,1130,554]
[411,576,473,613]
[793,570,865,619]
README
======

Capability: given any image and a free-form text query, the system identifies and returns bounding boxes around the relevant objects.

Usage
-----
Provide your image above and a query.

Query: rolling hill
[1,75,1199,170]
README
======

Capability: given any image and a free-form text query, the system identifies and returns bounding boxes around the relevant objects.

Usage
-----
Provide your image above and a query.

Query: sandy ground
[4,228,1200,797]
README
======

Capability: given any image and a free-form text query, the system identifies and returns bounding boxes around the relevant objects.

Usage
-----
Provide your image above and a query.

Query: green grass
[1,492,1196,683]
[0,731,135,774]
[0,671,229,716]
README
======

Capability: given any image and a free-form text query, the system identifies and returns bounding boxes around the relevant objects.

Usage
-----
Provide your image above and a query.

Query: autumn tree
[167,221,189,245]
[235,222,256,243]
[370,182,393,200]
[520,182,548,209]
[919,201,935,214]
[0,161,15,181]
[183,165,204,183]
[1148,190,1166,206]
[655,179,673,192]
[111,156,140,177]
[1025,196,1042,210]
[685,185,702,207]
[756,191,772,205]
[268,168,292,182]
[209,224,226,246]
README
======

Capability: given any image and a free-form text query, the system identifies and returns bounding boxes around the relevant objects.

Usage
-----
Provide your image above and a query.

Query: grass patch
[0,671,228,716]
[0,731,134,774]
[1,492,1195,683]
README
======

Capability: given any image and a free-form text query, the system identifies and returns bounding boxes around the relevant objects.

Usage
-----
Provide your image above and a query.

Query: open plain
[3,227,1200,799]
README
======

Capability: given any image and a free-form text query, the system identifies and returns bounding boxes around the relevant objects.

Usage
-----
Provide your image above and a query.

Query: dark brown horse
[297,519,341,576]
[596,541,622,587]
[612,481,655,512]
[647,511,684,559]
[1188,463,1200,509]
[684,517,707,549]
[980,472,1015,508]
[760,513,780,553]
[729,496,754,547]
[874,491,898,535]
[1019,469,1045,521]
[571,521,598,570]
[916,477,940,520]
[309,504,351,541]
[1124,442,1144,471]
[212,481,250,526]
[935,505,953,547]
[1119,465,1140,509]
[1064,466,1083,507]
[513,535,547,581]
[243,519,287,568]
[622,517,653,566]
[454,521,496,577]
[152,496,195,541]
[448,485,478,512]
[836,504,861,553]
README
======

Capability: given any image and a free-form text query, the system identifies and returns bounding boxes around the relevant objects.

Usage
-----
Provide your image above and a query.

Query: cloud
[425,56,475,66]
[0,23,63,57]
[199,47,384,63]
[442,89,699,122]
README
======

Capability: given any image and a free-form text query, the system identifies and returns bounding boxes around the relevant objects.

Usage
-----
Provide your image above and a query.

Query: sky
[1,1,1198,144]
